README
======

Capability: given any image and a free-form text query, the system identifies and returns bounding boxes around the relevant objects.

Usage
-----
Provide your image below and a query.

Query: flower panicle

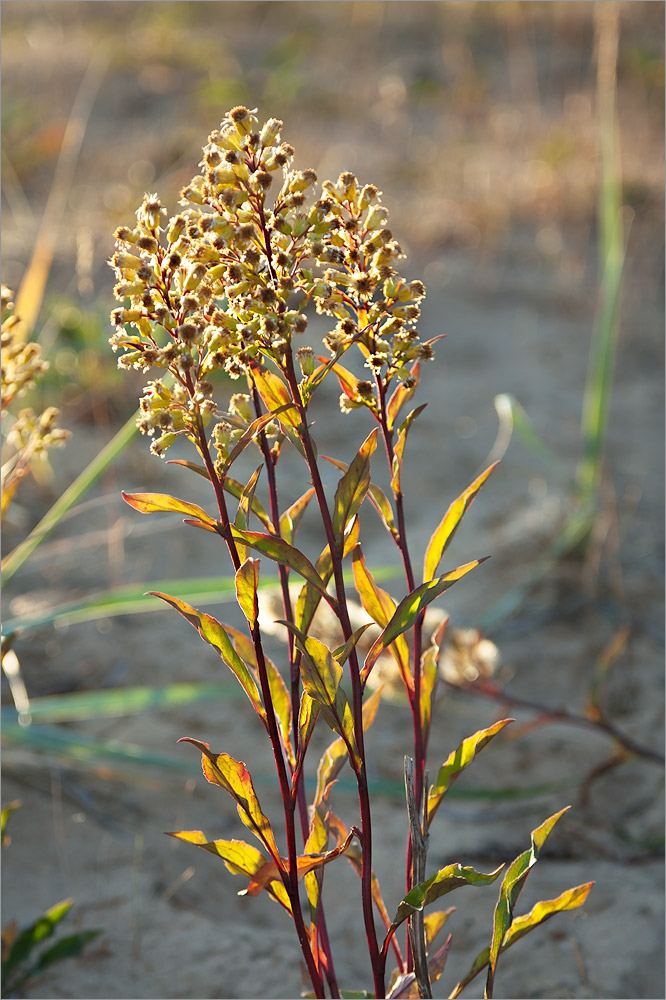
[109,107,434,456]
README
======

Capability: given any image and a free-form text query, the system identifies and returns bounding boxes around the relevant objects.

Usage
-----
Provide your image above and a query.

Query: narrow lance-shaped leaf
[248,360,307,458]
[296,690,320,771]
[448,882,594,999]
[221,410,289,474]
[1,898,74,989]
[283,625,358,764]
[234,466,263,563]
[485,807,570,998]
[279,487,316,545]
[331,428,378,549]
[230,527,335,610]
[235,558,260,629]
[423,462,498,583]
[391,404,427,495]
[427,718,514,826]
[148,593,264,721]
[387,362,420,430]
[332,623,375,668]
[352,544,411,689]
[420,616,448,738]
[368,482,399,540]
[122,491,218,530]
[242,828,356,898]
[224,476,272,528]
[362,559,487,685]
[314,687,382,806]
[168,832,292,914]
[294,516,359,635]
[386,863,504,944]
[178,738,281,861]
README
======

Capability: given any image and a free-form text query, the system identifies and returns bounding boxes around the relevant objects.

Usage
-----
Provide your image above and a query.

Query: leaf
[387,362,420,430]
[224,476,272,529]
[230,528,334,608]
[122,491,218,530]
[332,623,375,667]
[284,627,357,761]
[235,558,260,628]
[248,362,301,425]
[331,428,378,548]
[424,908,455,949]
[297,690,319,765]
[279,488,316,545]
[221,411,287,474]
[362,560,486,684]
[168,833,292,914]
[177,739,281,860]
[148,593,264,721]
[367,482,399,540]
[485,807,570,998]
[352,545,411,689]
[387,863,504,940]
[419,617,448,738]
[391,404,427,494]
[2,899,74,990]
[427,719,514,826]
[328,361,361,400]
[243,829,355,897]
[32,930,101,975]
[387,935,452,998]
[234,466,262,560]
[423,463,498,583]
[167,458,211,480]
[448,882,594,998]
[314,687,382,806]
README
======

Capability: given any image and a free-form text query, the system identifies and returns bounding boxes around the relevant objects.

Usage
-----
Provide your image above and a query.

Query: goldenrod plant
[110,106,592,999]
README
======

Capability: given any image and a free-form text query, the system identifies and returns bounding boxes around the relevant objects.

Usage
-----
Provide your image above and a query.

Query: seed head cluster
[109,107,434,458]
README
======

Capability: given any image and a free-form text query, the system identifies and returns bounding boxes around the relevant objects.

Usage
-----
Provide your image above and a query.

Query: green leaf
[178,739,281,859]
[230,528,335,609]
[279,488,316,545]
[148,593,264,721]
[449,882,594,998]
[387,863,504,941]
[122,491,219,530]
[485,807,570,998]
[332,623,375,667]
[1,799,21,845]
[362,559,486,685]
[297,690,320,766]
[427,719,514,826]
[233,466,262,560]
[248,362,301,427]
[2,899,73,991]
[32,930,101,974]
[331,428,378,548]
[390,404,427,494]
[235,558,260,628]
[423,463,498,583]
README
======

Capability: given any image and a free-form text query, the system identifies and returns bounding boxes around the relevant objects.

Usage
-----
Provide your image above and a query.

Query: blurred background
[1,3,664,999]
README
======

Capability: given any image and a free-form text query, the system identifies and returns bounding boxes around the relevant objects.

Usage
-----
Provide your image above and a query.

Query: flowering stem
[283,350,384,999]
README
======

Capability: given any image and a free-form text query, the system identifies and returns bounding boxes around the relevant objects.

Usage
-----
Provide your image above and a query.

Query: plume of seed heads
[109,107,434,459]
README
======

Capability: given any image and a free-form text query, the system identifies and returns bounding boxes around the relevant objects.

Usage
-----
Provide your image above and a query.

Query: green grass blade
[1,409,140,585]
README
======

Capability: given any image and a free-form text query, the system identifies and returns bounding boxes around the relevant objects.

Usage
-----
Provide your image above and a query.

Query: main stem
[283,353,385,999]
[194,411,326,999]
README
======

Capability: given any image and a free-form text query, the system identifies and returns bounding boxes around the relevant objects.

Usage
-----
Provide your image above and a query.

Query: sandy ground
[2,3,664,999]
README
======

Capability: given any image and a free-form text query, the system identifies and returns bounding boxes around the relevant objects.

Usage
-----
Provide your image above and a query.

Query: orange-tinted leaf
[427,718,514,826]
[297,690,320,767]
[248,362,301,427]
[235,558,260,628]
[368,483,399,540]
[168,832,292,914]
[224,477,271,529]
[167,459,210,480]
[423,463,498,583]
[332,428,378,547]
[122,491,218,529]
[352,545,411,689]
[387,362,420,430]
[149,593,264,720]
[390,405,427,494]
[279,488,316,545]
[178,738,280,859]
